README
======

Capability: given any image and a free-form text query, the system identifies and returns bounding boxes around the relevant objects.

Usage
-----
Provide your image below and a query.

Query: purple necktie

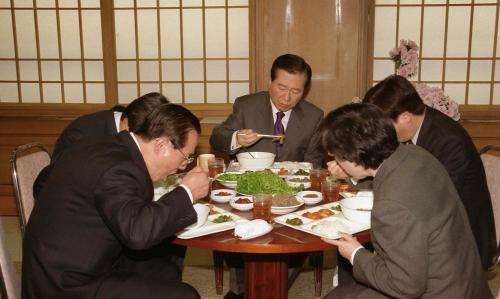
[274,112,285,158]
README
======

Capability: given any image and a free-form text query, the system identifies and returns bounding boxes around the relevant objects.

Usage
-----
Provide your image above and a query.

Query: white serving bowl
[297,191,323,205]
[229,196,254,211]
[339,196,373,226]
[286,175,311,189]
[210,189,237,203]
[185,203,210,230]
[271,197,304,215]
[214,172,242,189]
[236,152,275,170]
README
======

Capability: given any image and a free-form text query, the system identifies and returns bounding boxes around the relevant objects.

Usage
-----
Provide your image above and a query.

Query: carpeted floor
[3,216,500,298]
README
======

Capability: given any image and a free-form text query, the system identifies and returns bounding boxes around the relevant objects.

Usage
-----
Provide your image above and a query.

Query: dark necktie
[274,112,285,158]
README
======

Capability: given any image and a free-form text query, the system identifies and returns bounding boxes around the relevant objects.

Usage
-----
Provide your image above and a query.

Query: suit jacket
[417,107,496,270]
[209,91,324,167]
[352,145,491,299]
[33,109,120,197]
[22,132,197,299]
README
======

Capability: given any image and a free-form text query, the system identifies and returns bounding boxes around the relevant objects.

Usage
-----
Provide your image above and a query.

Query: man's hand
[327,160,350,180]
[236,129,261,147]
[181,166,209,200]
[322,232,362,260]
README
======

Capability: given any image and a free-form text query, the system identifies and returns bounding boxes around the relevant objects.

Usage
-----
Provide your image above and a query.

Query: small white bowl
[297,190,323,205]
[286,175,311,189]
[236,152,275,170]
[339,196,373,226]
[210,189,236,203]
[230,196,254,211]
[214,172,242,189]
[185,203,210,230]
[271,197,304,215]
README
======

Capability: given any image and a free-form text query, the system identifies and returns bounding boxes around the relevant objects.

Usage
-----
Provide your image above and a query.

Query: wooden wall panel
[255,0,370,114]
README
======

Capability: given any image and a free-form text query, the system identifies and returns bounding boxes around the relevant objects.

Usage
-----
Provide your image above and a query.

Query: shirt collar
[411,108,426,144]
[114,111,123,133]
[129,132,141,151]
[269,99,292,119]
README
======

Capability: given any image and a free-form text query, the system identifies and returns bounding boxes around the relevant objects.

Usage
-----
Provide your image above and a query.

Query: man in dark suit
[320,103,491,299]
[22,104,209,299]
[210,54,324,299]
[362,75,496,270]
[33,92,169,197]
[210,53,324,167]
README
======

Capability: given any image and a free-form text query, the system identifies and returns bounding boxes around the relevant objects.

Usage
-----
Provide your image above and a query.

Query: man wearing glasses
[23,104,209,299]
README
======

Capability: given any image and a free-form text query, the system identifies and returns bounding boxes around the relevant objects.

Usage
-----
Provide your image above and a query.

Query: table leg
[310,251,324,297]
[244,254,288,299]
[213,251,224,295]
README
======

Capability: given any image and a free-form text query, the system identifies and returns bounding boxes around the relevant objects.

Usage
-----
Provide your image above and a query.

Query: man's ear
[154,137,172,156]
[398,112,412,124]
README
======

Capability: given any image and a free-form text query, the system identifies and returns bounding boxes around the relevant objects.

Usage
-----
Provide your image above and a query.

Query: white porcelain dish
[210,189,237,203]
[271,197,304,215]
[273,202,370,240]
[214,172,242,189]
[339,196,373,226]
[229,196,254,211]
[297,190,323,205]
[285,175,311,189]
[236,152,275,170]
[185,203,210,230]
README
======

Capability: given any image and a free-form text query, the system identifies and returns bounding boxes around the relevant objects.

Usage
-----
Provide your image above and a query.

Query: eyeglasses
[176,148,195,164]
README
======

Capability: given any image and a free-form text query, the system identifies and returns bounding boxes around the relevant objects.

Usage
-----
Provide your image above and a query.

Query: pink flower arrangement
[389,39,460,121]
[389,39,419,78]
[413,83,460,121]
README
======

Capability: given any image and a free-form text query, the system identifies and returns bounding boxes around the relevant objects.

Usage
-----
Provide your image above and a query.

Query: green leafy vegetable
[286,217,304,226]
[236,171,300,195]
[330,205,341,212]
[212,215,233,223]
[217,173,242,182]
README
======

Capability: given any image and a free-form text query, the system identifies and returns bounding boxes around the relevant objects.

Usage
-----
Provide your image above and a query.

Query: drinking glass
[208,157,225,178]
[197,153,215,172]
[310,168,329,191]
[321,180,340,203]
[252,193,272,221]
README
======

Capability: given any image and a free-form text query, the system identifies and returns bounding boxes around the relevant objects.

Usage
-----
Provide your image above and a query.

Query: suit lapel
[279,102,304,160]
[416,107,433,147]
[262,95,275,134]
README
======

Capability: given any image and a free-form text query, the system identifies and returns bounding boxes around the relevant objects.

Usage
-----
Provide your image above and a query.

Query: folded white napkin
[234,219,273,240]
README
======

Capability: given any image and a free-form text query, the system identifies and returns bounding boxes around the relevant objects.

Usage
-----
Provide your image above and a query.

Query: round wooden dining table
[174,196,371,299]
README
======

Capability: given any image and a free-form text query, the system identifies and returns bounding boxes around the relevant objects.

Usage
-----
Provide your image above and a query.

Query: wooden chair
[10,143,51,234]
[0,220,21,299]
[479,145,500,269]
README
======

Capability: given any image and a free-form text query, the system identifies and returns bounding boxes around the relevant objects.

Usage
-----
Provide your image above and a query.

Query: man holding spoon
[210,54,324,299]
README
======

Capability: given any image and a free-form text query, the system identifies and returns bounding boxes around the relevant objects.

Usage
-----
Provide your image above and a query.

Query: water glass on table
[208,157,225,178]
[310,168,329,191]
[321,180,340,203]
[253,193,272,221]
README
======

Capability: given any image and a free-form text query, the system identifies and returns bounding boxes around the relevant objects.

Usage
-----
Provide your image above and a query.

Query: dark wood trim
[100,0,118,105]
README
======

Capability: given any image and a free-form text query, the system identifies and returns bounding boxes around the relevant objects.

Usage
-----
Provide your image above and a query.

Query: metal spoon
[241,146,256,158]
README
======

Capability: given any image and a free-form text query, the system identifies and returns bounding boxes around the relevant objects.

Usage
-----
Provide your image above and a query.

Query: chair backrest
[0,220,21,299]
[10,143,50,234]
[480,145,500,244]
